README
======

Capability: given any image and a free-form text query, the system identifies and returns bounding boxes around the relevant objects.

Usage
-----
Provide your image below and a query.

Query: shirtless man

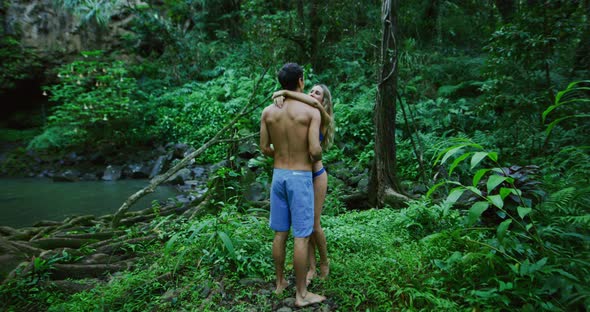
[260,63,326,307]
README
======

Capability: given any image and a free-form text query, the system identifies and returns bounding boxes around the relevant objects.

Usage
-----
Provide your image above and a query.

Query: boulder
[172,143,189,159]
[149,155,167,179]
[245,181,266,202]
[102,165,122,181]
[125,163,151,179]
[166,168,192,185]
[53,169,81,182]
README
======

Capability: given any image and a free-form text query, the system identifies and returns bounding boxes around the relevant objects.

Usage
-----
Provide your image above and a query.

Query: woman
[273,84,334,284]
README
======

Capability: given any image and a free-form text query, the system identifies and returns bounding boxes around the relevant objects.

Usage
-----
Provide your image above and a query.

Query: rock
[276,307,293,312]
[172,143,189,159]
[149,155,167,179]
[237,141,258,159]
[81,172,99,181]
[191,166,207,179]
[126,163,151,179]
[166,168,192,185]
[53,169,81,182]
[245,182,266,202]
[283,297,296,307]
[102,165,122,181]
[357,176,369,193]
[239,277,265,286]
[161,288,182,303]
[209,160,229,174]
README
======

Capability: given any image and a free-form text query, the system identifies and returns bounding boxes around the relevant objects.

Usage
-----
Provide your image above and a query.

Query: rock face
[3,0,136,55]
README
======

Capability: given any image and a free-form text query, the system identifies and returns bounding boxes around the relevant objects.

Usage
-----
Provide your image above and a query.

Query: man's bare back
[260,99,322,170]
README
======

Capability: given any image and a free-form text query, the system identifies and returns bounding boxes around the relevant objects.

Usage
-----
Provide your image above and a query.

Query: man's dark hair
[278,63,303,91]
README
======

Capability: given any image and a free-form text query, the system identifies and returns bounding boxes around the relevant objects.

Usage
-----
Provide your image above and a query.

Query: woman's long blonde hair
[318,84,335,150]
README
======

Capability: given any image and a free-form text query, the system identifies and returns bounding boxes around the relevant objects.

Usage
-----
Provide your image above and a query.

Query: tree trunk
[368,0,409,208]
[494,0,516,23]
[309,0,321,69]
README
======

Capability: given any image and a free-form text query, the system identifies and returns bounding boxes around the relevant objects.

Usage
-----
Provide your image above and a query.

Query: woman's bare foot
[295,291,326,307]
[306,269,317,286]
[319,259,330,279]
[275,279,289,295]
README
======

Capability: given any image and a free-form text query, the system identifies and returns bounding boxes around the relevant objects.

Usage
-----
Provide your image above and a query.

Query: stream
[0,178,179,228]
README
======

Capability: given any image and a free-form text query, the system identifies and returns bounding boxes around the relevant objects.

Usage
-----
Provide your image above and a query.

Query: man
[259,63,326,307]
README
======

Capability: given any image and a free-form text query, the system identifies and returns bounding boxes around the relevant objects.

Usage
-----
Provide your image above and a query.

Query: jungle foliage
[1,0,589,311]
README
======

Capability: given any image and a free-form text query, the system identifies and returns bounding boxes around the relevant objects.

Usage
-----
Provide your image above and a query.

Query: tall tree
[368,0,408,207]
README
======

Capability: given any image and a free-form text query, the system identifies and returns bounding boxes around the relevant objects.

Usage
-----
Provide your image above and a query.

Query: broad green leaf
[546,114,590,137]
[499,187,513,200]
[465,186,483,197]
[487,152,498,162]
[530,257,548,273]
[426,181,447,198]
[470,152,488,169]
[526,223,533,231]
[165,233,180,253]
[467,201,489,225]
[449,152,472,175]
[445,188,466,205]
[473,169,490,187]
[487,175,507,193]
[487,194,504,209]
[517,206,532,219]
[497,219,512,242]
[217,231,236,259]
[441,146,464,165]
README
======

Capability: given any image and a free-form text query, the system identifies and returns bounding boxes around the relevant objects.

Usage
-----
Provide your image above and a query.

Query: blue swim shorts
[269,168,314,238]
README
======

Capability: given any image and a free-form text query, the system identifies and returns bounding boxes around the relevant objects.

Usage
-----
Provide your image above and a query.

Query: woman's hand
[273,91,286,108]
[273,95,285,108]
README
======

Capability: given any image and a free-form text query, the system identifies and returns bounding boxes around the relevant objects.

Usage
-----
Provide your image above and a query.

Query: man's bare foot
[306,269,317,286]
[275,279,289,295]
[295,291,326,307]
[319,259,330,279]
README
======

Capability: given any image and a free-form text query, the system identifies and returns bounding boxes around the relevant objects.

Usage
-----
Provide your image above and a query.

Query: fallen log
[94,235,159,255]
[50,260,135,280]
[111,67,271,228]
[46,279,99,295]
[54,231,124,240]
[30,237,98,250]
[31,215,96,241]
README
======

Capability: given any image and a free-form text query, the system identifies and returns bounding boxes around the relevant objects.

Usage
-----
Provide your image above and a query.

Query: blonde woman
[273,84,334,284]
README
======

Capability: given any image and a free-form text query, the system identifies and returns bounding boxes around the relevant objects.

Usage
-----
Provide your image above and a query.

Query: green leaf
[497,219,512,242]
[165,233,180,254]
[470,152,488,169]
[445,188,466,205]
[467,201,489,226]
[546,114,590,137]
[217,231,236,259]
[449,152,471,175]
[487,194,504,209]
[441,146,464,165]
[499,187,513,200]
[487,175,507,193]
[487,152,498,162]
[426,181,447,198]
[465,186,483,197]
[517,206,532,219]
[473,169,490,187]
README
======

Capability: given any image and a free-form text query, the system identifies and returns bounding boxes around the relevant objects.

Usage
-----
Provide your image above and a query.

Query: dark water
[0,178,178,228]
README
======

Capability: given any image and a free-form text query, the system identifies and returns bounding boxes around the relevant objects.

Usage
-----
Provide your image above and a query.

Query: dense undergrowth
[2,176,588,311]
[1,1,589,311]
